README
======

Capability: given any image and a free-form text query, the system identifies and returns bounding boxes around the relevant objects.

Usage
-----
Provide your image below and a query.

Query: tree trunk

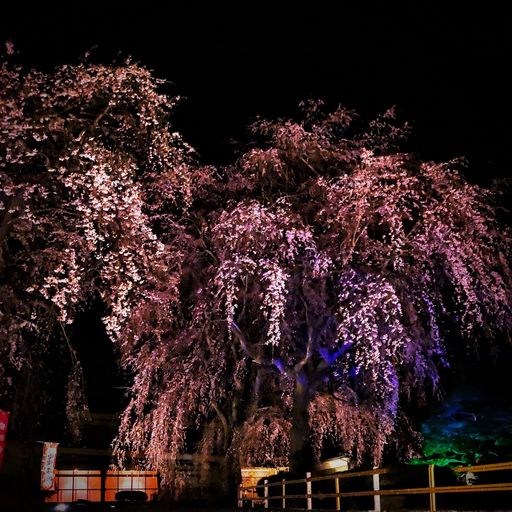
[289,373,314,473]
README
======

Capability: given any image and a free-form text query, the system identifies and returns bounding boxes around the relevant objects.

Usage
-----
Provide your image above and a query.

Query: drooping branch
[211,402,230,452]
[293,296,314,374]
[230,320,271,366]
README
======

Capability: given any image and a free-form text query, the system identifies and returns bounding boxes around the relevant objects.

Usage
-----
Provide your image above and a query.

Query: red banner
[0,410,9,469]
[40,442,59,490]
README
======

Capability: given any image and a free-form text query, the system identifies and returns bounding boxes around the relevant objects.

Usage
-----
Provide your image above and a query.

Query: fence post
[372,470,381,512]
[335,476,340,511]
[264,479,269,509]
[101,468,106,503]
[428,464,436,512]
[306,471,312,510]
[282,478,286,509]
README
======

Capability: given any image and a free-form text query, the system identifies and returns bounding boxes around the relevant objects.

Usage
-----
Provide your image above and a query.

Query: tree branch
[59,321,78,365]
[293,296,314,374]
[211,402,230,452]
[230,320,270,365]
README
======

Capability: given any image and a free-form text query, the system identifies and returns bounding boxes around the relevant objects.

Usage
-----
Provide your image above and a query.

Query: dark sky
[2,3,511,181]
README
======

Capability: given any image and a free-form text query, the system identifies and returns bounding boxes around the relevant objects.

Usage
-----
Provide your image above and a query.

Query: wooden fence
[237,461,512,512]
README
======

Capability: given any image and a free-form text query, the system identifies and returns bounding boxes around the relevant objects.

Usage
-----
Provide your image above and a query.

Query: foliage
[411,387,512,467]
[1,56,510,492]
[0,58,191,439]
[113,102,511,487]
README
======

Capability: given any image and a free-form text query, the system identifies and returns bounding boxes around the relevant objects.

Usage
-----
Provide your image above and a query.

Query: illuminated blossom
[115,103,511,490]
[2,57,510,491]
[0,59,191,438]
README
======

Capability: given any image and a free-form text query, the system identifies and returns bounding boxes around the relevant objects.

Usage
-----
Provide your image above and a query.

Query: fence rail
[238,461,512,512]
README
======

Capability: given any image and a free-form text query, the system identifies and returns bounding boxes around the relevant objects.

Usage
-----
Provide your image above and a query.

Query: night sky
[2,3,512,456]
[2,4,511,180]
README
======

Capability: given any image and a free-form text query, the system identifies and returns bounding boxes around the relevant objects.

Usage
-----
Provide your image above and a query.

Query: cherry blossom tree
[2,54,510,497]
[0,57,191,439]
[114,102,512,491]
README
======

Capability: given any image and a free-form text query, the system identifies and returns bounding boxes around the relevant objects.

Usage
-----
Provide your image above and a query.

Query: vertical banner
[40,442,59,490]
[0,410,9,469]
